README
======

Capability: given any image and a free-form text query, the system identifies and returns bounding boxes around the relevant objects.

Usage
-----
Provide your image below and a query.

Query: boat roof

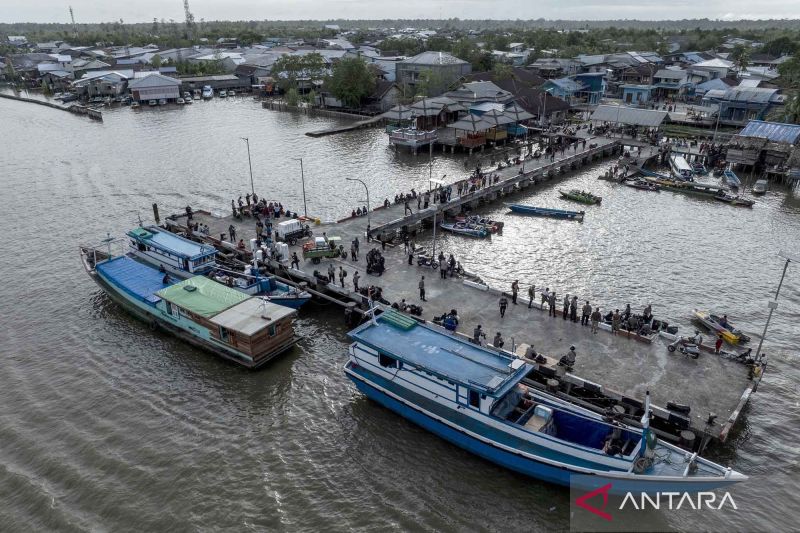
[128,226,217,260]
[209,297,295,336]
[156,276,250,317]
[96,255,171,304]
[348,312,531,397]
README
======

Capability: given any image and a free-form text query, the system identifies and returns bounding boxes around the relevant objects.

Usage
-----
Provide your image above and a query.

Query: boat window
[268,325,276,337]
[220,326,230,342]
[469,390,480,408]
[378,353,397,369]
[166,301,173,315]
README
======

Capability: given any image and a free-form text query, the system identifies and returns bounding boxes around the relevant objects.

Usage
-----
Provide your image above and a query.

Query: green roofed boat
[80,245,299,368]
[559,189,602,205]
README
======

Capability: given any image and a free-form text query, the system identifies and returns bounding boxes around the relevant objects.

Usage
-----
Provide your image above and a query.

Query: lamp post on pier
[345,177,370,236]
[240,137,255,197]
[291,157,308,218]
[753,250,798,360]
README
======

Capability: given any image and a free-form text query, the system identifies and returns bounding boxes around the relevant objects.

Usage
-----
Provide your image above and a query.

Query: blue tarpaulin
[97,256,171,304]
[739,120,800,145]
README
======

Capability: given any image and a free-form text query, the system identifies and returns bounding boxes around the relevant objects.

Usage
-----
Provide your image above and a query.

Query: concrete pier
[164,134,762,450]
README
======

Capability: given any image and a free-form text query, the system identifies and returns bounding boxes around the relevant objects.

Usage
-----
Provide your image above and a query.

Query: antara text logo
[575,483,737,522]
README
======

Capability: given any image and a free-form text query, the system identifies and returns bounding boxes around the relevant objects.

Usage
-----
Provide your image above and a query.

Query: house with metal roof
[590,105,668,128]
[72,71,132,99]
[128,72,181,103]
[396,51,471,95]
[541,77,587,106]
[702,87,784,125]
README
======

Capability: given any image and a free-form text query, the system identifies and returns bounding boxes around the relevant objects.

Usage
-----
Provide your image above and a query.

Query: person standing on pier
[499,296,508,318]
[549,291,557,318]
[715,334,724,354]
[419,276,426,301]
[408,251,414,265]
[511,280,519,304]
[404,200,412,215]
[570,296,578,322]
[338,267,347,288]
[590,307,601,333]
[439,259,447,279]
[612,309,621,335]
[562,294,570,320]
[581,301,592,326]
[541,288,549,308]
[290,252,300,270]
[528,285,535,308]
[353,271,360,292]
[350,243,357,261]
[228,224,237,243]
[328,264,335,284]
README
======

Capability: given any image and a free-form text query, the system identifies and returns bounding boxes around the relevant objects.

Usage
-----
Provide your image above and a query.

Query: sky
[1,0,799,23]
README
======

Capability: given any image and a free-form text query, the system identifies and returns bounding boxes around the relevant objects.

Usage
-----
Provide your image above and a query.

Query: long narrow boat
[344,311,746,492]
[692,310,751,344]
[506,203,585,221]
[439,222,489,238]
[559,189,602,205]
[723,169,741,188]
[714,192,754,207]
[79,246,299,368]
[127,226,311,308]
[623,179,660,192]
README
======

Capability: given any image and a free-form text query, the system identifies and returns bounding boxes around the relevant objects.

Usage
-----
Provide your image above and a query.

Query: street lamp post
[240,137,255,196]
[345,177,370,236]
[291,157,308,218]
[753,250,797,360]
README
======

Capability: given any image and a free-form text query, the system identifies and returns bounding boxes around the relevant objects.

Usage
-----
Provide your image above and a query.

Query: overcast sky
[2,0,799,24]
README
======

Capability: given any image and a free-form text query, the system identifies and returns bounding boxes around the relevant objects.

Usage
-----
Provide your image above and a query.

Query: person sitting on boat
[237,239,246,250]
[162,273,171,285]
[493,332,504,349]
[718,315,730,330]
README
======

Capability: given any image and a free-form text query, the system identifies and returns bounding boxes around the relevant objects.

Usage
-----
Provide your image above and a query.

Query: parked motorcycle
[667,337,700,359]
[416,255,439,269]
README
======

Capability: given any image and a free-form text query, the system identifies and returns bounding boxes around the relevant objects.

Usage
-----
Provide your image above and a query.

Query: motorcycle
[667,337,700,359]
[416,255,439,269]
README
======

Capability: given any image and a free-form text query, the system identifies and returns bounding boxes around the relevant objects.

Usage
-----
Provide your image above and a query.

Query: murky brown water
[1,94,798,531]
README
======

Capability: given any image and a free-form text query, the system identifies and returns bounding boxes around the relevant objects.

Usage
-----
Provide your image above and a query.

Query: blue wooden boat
[79,246,299,368]
[127,226,311,308]
[723,169,741,188]
[506,203,584,221]
[439,222,489,238]
[344,311,746,492]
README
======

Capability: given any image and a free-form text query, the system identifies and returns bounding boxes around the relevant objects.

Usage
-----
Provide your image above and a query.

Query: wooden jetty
[159,135,763,452]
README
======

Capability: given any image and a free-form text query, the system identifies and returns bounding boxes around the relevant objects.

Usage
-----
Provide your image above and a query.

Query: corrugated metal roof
[209,298,295,336]
[590,105,668,127]
[157,276,250,317]
[96,256,171,305]
[402,51,468,66]
[739,120,800,145]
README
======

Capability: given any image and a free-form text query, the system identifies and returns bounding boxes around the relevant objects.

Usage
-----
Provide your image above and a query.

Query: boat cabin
[155,277,297,365]
[669,155,694,180]
[127,226,217,276]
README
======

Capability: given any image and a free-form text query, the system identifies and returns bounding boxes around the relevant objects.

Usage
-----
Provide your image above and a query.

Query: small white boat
[669,155,694,181]
[183,97,192,105]
[177,97,185,105]
[752,179,767,194]
[201,86,213,99]
[183,91,192,99]
[131,101,140,109]
[228,90,235,97]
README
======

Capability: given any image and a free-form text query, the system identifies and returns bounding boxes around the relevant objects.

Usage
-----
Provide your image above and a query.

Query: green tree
[492,62,513,80]
[778,56,800,86]
[730,45,750,74]
[327,57,376,108]
[784,93,800,124]
[151,53,162,68]
[285,87,300,106]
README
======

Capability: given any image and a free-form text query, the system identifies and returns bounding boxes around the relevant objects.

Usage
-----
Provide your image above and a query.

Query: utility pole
[754,250,797,360]
[69,6,77,36]
[292,157,308,218]
[240,137,255,196]
[345,178,370,232]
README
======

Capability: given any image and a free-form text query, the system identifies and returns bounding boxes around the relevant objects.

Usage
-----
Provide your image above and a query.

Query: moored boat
[714,192,754,207]
[752,179,768,194]
[79,248,299,368]
[623,179,660,192]
[126,225,312,308]
[454,215,504,232]
[439,222,489,238]
[559,189,602,205]
[506,203,584,221]
[692,163,707,175]
[723,169,741,188]
[344,311,746,491]
[669,155,694,181]
[692,310,751,344]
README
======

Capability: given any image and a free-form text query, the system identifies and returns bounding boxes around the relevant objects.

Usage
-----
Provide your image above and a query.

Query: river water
[1,95,798,532]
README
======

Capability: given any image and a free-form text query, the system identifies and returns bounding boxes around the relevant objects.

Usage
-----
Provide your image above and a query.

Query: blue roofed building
[702,87,784,126]
[621,84,653,105]
[541,77,586,106]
